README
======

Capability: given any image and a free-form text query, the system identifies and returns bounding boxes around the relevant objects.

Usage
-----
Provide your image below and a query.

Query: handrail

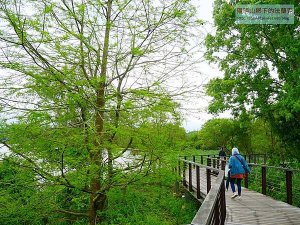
[206,156,300,172]
[178,158,226,225]
[180,159,220,172]
[186,154,267,164]
[191,172,225,225]
[178,153,300,224]
[205,155,300,206]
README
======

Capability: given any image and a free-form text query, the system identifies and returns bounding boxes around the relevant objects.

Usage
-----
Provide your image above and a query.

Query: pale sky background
[181,0,231,132]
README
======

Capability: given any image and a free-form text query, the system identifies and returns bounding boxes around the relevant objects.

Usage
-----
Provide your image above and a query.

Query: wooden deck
[185,169,300,225]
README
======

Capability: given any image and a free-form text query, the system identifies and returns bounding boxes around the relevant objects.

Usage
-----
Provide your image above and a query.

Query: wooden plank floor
[185,169,300,225]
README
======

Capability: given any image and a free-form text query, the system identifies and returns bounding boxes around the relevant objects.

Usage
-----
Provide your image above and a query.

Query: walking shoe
[231,193,238,199]
[237,196,242,200]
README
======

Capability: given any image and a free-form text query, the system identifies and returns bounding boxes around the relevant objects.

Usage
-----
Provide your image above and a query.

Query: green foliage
[104,173,198,225]
[205,0,300,159]
[0,159,54,224]
[247,165,300,208]
[131,47,144,56]
[197,118,237,150]
[0,0,203,222]
[188,116,284,157]
[43,3,55,14]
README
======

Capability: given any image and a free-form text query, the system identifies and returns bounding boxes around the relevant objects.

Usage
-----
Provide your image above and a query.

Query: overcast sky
[181,0,231,132]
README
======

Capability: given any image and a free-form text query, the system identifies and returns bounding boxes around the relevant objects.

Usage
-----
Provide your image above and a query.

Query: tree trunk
[89,0,113,224]
[89,181,106,224]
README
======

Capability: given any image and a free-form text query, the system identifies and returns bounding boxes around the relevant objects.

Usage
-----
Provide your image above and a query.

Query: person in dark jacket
[229,147,250,199]
[218,147,226,158]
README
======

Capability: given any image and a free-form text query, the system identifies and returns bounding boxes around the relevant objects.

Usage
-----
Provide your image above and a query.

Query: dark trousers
[226,171,230,190]
[230,178,242,196]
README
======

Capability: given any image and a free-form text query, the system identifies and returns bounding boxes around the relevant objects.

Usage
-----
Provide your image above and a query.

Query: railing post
[193,155,196,169]
[221,178,226,224]
[189,163,193,192]
[221,159,226,171]
[214,197,220,225]
[196,165,201,199]
[213,158,216,169]
[201,155,203,164]
[183,157,187,187]
[262,166,266,195]
[286,170,293,205]
[244,172,249,188]
[206,168,211,194]
[207,156,211,167]
[178,159,181,176]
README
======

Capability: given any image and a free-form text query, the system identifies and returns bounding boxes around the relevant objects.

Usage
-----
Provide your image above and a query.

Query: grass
[246,163,300,207]
[103,181,199,225]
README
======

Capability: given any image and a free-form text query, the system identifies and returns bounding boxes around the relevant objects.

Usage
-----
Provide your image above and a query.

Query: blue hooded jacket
[229,148,250,176]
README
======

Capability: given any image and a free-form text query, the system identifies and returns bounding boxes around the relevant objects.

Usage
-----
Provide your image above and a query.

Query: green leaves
[206,78,236,114]
[78,4,85,14]
[205,0,300,158]
[0,0,202,223]
[173,9,187,18]
[131,47,144,56]
[43,3,55,14]
[197,118,238,150]
[0,159,56,225]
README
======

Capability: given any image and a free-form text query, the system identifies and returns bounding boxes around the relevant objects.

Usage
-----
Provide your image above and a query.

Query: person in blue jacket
[229,147,250,199]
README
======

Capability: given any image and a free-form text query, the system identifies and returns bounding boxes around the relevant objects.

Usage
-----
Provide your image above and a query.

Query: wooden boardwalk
[185,169,300,225]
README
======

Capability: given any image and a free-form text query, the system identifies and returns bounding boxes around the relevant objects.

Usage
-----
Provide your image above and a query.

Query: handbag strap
[234,155,249,173]
[234,155,245,168]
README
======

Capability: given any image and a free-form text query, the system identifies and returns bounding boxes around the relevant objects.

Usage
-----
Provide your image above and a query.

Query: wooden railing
[178,154,300,225]
[205,156,300,207]
[181,154,267,166]
[178,158,226,225]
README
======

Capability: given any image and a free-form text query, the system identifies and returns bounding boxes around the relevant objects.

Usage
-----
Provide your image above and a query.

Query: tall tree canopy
[0,0,201,224]
[197,118,237,150]
[192,116,281,157]
[205,0,300,158]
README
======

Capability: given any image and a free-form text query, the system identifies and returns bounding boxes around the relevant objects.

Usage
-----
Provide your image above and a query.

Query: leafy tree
[205,0,300,158]
[235,110,252,154]
[250,118,281,156]
[197,118,237,150]
[0,159,56,224]
[186,131,200,149]
[0,0,201,224]
[194,116,279,156]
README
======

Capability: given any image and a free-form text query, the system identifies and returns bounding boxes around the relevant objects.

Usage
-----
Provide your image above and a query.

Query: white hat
[232,147,239,155]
